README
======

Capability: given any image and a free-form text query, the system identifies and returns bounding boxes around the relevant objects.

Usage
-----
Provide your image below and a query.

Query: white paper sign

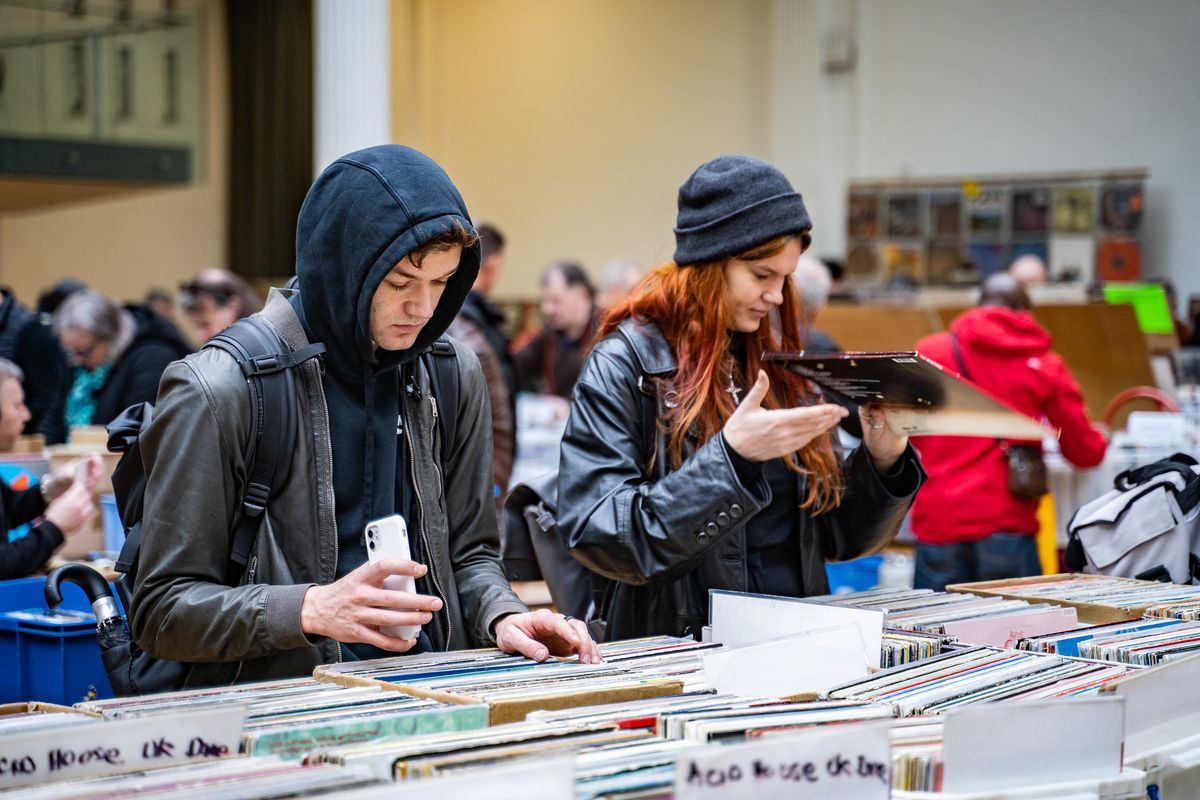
[674,719,889,799]
[0,706,246,789]
[382,755,573,799]
[703,625,869,698]
[709,590,883,664]
[942,698,1124,793]
[1102,653,1200,759]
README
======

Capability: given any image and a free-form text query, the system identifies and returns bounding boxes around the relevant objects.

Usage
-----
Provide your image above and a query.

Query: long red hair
[599,235,844,514]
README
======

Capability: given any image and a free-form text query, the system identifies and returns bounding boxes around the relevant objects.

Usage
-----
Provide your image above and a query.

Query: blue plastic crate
[825,555,884,595]
[0,577,115,705]
[100,493,125,554]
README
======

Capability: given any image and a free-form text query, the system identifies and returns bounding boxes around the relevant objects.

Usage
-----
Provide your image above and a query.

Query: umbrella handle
[44,563,122,625]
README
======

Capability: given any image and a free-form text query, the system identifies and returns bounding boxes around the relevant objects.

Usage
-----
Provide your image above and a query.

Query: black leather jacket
[557,318,923,641]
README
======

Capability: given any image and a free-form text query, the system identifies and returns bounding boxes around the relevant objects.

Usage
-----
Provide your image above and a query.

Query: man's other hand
[300,559,442,652]
[493,608,602,664]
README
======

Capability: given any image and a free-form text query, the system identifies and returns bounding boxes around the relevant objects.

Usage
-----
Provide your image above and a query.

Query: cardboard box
[67,426,111,448]
[314,667,683,726]
[12,435,45,454]
[45,446,121,497]
[946,573,1154,625]
[0,701,99,716]
[55,512,106,560]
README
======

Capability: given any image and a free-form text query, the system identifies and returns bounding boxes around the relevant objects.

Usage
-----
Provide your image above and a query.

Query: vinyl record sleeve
[763,351,1048,439]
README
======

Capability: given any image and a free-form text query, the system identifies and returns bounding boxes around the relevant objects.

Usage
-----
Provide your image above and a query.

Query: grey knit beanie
[673,154,812,265]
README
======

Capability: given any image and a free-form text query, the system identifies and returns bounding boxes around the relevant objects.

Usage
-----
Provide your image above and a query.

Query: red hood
[950,306,1051,359]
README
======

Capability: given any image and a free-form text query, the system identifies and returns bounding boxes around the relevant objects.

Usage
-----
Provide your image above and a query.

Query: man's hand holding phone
[300,515,440,651]
[300,559,441,651]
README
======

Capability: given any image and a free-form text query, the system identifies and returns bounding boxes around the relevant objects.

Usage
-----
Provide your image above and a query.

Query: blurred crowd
[2,222,1198,547]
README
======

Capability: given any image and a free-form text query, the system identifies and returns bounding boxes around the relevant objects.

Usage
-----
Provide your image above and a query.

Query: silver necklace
[723,361,742,404]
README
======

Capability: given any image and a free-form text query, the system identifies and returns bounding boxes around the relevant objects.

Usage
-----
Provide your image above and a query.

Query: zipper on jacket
[247,554,257,584]
[407,402,452,651]
[313,360,342,663]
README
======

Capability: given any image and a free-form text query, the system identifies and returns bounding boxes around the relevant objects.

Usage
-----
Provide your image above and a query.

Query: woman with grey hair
[54,290,192,431]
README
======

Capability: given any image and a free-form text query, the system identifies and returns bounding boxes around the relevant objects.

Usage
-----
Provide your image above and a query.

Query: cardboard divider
[312,667,682,726]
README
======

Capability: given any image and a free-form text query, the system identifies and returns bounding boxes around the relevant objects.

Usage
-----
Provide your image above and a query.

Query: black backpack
[102,318,459,694]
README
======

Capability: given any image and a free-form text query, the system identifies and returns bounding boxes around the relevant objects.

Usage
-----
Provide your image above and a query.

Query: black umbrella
[45,563,189,696]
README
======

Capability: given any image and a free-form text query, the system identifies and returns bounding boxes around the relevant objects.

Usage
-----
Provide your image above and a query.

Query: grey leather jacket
[131,291,527,686]
[558,318,923,641]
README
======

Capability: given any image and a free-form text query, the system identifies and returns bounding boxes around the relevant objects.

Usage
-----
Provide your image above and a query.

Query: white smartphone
[364,514,421,640]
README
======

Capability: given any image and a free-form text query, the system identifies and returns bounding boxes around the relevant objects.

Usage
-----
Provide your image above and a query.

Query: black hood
[295,145,480,382]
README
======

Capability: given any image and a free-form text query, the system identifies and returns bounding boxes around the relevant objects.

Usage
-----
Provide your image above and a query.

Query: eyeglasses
[65,337,101,363]
[178,281,234,310]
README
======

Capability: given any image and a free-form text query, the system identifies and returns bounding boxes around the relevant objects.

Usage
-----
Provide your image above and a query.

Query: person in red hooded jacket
[910,273,1108,590]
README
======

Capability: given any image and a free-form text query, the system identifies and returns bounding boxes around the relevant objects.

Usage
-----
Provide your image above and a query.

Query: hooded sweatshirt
[291,146,480,597]
[910,306,1107,544]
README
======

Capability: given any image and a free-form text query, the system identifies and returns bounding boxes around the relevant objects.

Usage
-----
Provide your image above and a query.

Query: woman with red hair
[557,155,924,641]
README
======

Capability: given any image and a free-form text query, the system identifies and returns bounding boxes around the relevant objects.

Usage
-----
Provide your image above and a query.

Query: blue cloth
[65,364,112,430]
[913,532,1042,592]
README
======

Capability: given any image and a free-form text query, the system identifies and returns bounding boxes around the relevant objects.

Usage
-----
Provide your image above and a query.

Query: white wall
[391,0,772,300]
[845,0,1200,303]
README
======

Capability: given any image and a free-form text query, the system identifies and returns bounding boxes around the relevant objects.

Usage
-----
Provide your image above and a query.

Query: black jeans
[914,532,1042,592]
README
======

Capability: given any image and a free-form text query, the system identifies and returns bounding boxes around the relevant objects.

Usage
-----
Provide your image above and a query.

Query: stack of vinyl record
[822,646,1137,715]
[313,695,898,799]
[889,716,946,792]
[1016,616,1195,660]
[811,586,1081,650]
[314,644,685,724]
[1074,619,1200,665]
[592,636,722,691]
[0,757,381,799]
[308,718,645,781]
[0,708,101,734]
[78,676,489,759]
[953,574,1200,622]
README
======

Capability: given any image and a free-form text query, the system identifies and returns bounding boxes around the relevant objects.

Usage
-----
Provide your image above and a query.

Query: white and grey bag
[1065,453,1200,585]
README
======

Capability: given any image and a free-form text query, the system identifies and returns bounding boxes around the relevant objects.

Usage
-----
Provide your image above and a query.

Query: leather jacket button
[704,522,718,537]
[717,512,730,526]
[695,530,707,541]
[730,503,743,519]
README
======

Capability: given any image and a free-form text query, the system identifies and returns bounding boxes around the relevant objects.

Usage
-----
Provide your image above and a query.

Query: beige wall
[392,0,772,301]
[0,0,228,313]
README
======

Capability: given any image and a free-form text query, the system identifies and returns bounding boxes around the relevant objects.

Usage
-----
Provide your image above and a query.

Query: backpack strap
[206,318,325,581]
[1114,452,1200,515]
[422,337,459,465]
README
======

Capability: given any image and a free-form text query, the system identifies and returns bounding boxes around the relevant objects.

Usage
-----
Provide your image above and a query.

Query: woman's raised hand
[723,370,847,462]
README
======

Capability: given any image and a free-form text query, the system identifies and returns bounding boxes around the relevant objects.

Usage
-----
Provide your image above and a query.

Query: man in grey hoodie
[131,145,598,686]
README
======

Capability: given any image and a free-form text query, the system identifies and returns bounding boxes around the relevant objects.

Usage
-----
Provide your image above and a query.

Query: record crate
[314,655,684,726]
[0,577,115,706]
[945,572,1170,625]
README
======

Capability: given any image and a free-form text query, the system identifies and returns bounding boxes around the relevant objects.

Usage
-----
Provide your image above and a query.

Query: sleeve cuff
[720,433,762,488]
[265,583,322,650]
[35,520,65,549]
[483,600,532,644]
[869,445,925,497]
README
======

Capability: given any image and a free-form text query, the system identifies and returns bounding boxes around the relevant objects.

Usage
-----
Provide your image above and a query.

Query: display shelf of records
[4,590,1200,797]
[846,169,1146,287]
